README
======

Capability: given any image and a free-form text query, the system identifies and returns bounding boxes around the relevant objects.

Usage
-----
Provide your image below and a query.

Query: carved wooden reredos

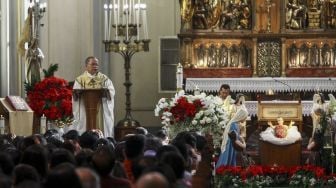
[178,0,336,78]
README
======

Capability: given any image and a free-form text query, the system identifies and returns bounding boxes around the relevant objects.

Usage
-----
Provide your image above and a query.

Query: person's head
[75,167,100,188]
[235,93,245,105]
[0,152,14,176]
[219,84,230,100]
[12,164,40,186]
[91,145,116,176]
[135,127,148,135]
[155,129,169,145]
[136,172,169,188]
[20,144,48,179]
[159,151,185,179]
[44,163,82,188]
[85,56,99,75]
[49,148,76,169]
[277,117,284,125]
[125,134,146,160]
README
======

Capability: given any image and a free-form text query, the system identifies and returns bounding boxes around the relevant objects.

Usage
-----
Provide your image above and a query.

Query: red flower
[27,76,73,123]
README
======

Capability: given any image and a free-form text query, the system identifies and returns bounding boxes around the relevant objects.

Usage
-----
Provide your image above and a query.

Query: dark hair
[144,137,163,152]
[156,145,180,160]
[79,131,99,150]
[91,145,116,176]
[172,131,196,148]
[125,134,146,159]
[20,145,48,179]
[159,151,185,179]
[135,127,148,135]
[49,148,76,169]
[85,56,97,66]
[44,163,82,188]
[75,148,94,167]
[220,84,230,90]
[155,129,168,140]
[63,130,79,141]
[0,152,14,176]
[93,138,114,151]
[235,93,245,105]
[13,164,40,185]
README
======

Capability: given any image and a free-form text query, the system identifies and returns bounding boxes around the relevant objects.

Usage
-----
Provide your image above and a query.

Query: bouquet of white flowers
[154,90,229,148]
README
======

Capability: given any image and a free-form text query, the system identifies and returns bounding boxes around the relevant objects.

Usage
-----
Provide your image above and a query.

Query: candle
[128,0,132,25]
[176,63,183,89]
[116,0,120,40]
[32,7,35,38]
[0,115,4,135]
[40,114,46,134]
[104,3,108,40]
[125,2,129,40]
[122,0,126,25]
[108,4,113,40]
[132,0,135,24]
[141,3,148,40]
[136,0,140,40]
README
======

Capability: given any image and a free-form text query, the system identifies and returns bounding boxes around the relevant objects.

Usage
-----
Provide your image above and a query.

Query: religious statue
[179,0,195,30]
[219,45,228,67]
[259,117,302,145]
[326,0,336,28]
[328,93,336,116]
[311,93,328,137]
[220,0,251,30]
[192,0,221,29]
[285,0,308,29]
[288,45,298,67]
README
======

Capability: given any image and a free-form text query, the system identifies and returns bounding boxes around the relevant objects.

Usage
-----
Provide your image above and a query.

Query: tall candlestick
[104,4,108,40]
[0,115,4,135]
[108,4,113,40]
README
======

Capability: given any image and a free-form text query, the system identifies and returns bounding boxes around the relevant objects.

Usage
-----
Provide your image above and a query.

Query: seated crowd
[0,127,206,188]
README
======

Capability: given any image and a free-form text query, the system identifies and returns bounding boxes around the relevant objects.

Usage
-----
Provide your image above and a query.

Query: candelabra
[24,0,47,88]
[102,0,150,130]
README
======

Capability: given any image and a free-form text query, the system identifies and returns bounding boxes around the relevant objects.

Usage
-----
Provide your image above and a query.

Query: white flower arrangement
[154,90,229,148]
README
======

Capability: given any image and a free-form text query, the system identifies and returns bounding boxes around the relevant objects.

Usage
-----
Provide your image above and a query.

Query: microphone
[271,77,292,95]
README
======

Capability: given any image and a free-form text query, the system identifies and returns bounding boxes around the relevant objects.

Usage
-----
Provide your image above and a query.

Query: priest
[70,56,115,137]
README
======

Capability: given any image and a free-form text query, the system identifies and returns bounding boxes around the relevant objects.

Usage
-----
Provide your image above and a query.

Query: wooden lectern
[73,88,110,131]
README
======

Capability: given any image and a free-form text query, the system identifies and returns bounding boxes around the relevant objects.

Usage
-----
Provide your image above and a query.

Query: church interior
[1,0,336,187]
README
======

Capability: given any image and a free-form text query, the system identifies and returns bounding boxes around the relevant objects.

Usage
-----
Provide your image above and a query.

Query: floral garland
[155,90,229,148]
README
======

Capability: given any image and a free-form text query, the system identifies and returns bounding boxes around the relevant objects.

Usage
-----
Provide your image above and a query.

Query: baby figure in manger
[260,117,302,145]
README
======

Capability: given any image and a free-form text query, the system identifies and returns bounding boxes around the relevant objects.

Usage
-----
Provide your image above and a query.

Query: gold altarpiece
[178,0,336,78]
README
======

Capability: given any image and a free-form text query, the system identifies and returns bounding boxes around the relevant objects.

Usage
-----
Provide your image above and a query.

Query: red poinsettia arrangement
[169,96,203,123]
[27,64,73,126]
[215,164,332,187]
